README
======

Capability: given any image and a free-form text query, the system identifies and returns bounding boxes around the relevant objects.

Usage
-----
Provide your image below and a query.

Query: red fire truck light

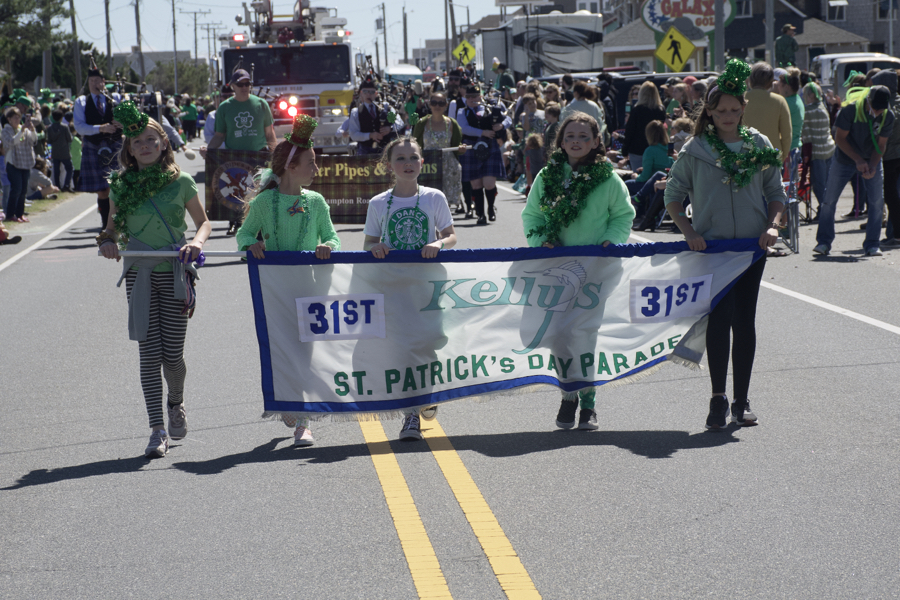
[287,106,298,117]
[233,34,246,42]
[279,101,288,110]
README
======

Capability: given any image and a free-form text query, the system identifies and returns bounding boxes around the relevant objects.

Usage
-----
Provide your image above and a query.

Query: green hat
[113,100,150,138]
[40,88,52,98]
[713,58,751,98]
[284,113,318,148]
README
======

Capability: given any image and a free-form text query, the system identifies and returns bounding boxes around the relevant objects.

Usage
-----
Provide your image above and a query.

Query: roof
[791,18,869,46]
[603,19,656,51]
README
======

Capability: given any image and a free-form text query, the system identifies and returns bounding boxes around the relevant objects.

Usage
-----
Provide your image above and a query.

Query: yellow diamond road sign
[452,40,476,64]
[655,26,695,73]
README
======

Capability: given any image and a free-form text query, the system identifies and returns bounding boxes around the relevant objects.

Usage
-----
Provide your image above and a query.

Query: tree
[147,60,210,97]
[13,40,109,96]
[0,0,70,93]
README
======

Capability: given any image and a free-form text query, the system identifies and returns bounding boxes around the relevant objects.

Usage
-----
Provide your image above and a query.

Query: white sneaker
[293,425,315,447]
[813,244,829,256]
[865,247,883,257]
[145,430,169,457]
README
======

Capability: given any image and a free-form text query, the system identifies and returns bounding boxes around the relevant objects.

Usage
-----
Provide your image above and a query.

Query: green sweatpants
[562,387,596,410]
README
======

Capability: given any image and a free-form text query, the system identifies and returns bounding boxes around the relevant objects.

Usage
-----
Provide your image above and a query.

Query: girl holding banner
[521,112,635,430]
[236,114,342,447]
[97,102,211,458]
[662,59,785,430]
[364,137,457,440]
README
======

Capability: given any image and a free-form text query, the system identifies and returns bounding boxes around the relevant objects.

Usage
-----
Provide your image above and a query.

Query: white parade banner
[246,240,764,419]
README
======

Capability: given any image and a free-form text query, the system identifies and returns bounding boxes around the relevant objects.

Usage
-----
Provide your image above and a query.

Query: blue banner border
[246,239,764,413]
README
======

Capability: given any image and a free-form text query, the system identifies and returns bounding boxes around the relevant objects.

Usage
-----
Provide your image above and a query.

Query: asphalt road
[1,151,898,599]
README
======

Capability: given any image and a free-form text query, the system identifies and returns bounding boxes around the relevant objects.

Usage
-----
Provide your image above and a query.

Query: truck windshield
[223,46,351,86]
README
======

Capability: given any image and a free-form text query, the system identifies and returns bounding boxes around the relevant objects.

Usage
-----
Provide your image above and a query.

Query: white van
[811,53,900,98]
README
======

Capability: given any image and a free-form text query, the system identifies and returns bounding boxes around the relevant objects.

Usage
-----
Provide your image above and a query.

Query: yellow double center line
[359,419,541,600]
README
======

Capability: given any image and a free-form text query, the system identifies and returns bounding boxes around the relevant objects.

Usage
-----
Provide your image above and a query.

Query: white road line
[631,232,900,336]
[759,281,900,336]
[496,182,520,195]
[0,205,96,275]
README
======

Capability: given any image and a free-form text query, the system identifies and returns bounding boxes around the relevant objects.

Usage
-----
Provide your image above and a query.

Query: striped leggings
[126,271,189,428]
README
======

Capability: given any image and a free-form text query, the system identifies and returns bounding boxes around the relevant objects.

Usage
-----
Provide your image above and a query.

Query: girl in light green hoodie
[522,112,635,431]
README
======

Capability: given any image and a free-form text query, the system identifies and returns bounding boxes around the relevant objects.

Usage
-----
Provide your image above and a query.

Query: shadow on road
[3,427,740,487]
[2,456,150,490]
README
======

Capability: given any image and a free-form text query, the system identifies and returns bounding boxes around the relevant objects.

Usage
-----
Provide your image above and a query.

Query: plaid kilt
[460,139,506,182]
[78,139,122,192]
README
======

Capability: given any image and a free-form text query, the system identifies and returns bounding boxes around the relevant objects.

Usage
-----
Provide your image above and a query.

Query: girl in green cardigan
[521,112,635,431]
[236,114,341,447]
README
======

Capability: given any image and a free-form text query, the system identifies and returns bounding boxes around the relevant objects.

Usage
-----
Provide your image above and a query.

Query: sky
[56,0,497,69]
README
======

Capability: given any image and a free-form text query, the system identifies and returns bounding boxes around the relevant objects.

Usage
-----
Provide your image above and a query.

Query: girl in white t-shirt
[363,137,457,440]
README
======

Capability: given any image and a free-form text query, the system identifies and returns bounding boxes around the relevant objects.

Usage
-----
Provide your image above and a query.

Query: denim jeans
[809,157,828,208]
[52,158,73,189]
[815,155,884,251]
[5,163,30,220]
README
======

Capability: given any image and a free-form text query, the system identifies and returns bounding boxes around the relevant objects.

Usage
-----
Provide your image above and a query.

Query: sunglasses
[430,100,447,106]
[233,81,250,88]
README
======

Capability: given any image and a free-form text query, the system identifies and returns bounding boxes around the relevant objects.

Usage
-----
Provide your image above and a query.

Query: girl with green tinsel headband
[98,99,212,458]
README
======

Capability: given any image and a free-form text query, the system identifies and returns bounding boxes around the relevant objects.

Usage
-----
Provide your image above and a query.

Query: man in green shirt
[203,69,277,235]
[205,70,277,153]
[775,24,798,67]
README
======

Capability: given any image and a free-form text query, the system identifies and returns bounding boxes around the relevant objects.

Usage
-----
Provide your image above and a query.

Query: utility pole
[105,0,113,74]
[69,0,82,93]
[381,3,388,70]
[375,42,380,75]
[134,0,146,81]
[444,0,450,75]
[171,0,179,95]
[181,8,211,64]
[403,7,408,64]
[714,0,724,71]
[448,0,457,59]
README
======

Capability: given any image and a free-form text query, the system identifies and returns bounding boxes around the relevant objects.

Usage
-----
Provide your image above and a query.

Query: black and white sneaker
[577,409,599,430]
[556,399,578,429]
[730,400,758,426]
[705,396,729,430]
[399,414,423,441]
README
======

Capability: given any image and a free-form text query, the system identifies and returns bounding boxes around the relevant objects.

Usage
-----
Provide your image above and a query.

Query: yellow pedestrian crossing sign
[655,26,695,72]
[452,40,476,64]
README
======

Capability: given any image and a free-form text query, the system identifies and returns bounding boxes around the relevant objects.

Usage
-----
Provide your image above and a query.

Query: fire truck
[218,0,357,150]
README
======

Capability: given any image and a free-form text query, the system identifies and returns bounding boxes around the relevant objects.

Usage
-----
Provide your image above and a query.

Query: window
[877,1,895,20]
[827,5,845,20]
[735,0,752,17]
[578,1,599,11]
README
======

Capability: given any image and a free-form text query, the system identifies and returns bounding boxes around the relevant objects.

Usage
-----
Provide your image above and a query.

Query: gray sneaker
[865,247,883,257]
[145,430,169,458]
[399,414,423,441]
[812,244,829,256]
[167,403,187,440]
